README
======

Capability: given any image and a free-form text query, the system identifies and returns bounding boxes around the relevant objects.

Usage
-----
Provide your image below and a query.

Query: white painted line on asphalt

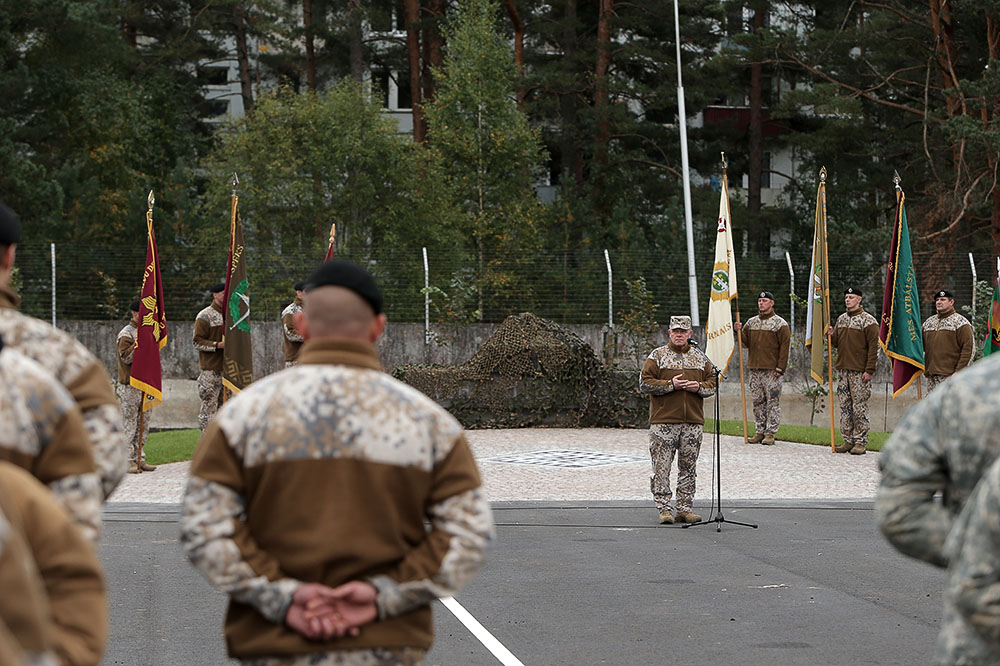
[439,596,526,666]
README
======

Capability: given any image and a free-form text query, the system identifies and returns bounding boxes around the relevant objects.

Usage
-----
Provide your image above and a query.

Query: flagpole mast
[136,190,154,473]
[820,168,835,451]
[722,152,749,443]
[673,0,700,326]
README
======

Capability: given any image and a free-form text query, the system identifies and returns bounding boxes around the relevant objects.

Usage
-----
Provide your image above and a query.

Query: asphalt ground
[99,499,943,666]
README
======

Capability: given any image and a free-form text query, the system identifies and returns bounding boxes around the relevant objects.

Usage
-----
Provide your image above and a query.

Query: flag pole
[136,190,154,472]
[723,152,749,443]
[820,168,835,451]
[325,223,336,261]
[223,174,238,405]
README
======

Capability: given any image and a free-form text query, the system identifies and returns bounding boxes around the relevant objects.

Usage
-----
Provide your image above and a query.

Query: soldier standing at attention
[922,289,973,392]
[180,260,493,665]
[734,290,790,445]
[827,287,879,455]
[639,316,717,525]
[116,300,156,474]
[0,200,126,499]
[280,281,305,367]
[876,354,1000,664]
[193,282,226,432]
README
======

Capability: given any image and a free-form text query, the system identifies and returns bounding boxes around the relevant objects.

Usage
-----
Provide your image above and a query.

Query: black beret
[304,260,383,315]
[210,282,226,294]
[757,291,775,301]
[294,280,306,292]
[0,201,21,244]
[844,287,863,297]
[935,289,954,299]
[130,300,141,312]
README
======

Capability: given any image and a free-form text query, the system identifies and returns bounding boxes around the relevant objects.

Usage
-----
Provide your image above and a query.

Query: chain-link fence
[11,242,991,333]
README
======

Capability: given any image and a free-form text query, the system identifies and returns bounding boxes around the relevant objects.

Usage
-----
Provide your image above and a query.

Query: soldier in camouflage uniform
[923,289,973,392]
[116,300,156,474]
[735,291,790,445]
[193,282,227,431]
[0,335,102,544]
[181,260,493,666]
[0,201,126,499]
[280,281,305,367]
[828,287,879,455]
[639,316,716,525]
[876,354,1000,664]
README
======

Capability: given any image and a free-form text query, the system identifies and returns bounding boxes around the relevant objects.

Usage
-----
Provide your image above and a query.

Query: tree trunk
[233,1,255,114]
[303,0,316,91]
[404,0,425,142]
[594,0,613,166]
[348,0,364,81]
[422,0,443,103]
[561,0,584,197]
[502,0,525,103]
[748,4,765,218]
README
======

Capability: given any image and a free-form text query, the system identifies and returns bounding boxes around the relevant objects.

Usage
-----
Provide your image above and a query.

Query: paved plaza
[101,429,944,666]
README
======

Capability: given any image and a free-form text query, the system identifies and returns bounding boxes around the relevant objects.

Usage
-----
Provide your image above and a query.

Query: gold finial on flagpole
[721,152,727,170]
[819,166,827,182]
[329,223,336,246]
[893,170,902,191]
[232,173,239,194]
[147,190,155,211]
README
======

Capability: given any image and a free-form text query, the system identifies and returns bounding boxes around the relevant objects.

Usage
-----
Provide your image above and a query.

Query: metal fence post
[422,247,430,346]
[50,243,56,327]
[604,249,613,330]
[785,251,795,338]
[970,252,977,323]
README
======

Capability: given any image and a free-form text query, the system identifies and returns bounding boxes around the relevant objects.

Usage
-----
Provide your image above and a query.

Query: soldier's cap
[210,282,226,294]
[935,289,954,299]
[304,260,383,315]
[844,287,863,297]
[130,300,141,312]
[0,201,21,245]
[757,291,775,301]
[294,280,306,292]
[669,315,692,331]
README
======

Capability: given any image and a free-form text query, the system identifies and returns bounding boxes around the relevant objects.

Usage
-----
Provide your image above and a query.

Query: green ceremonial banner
[986,277,1000,357]
[804,173,830,383]
[878,190,924,396]
[222,193,254,393]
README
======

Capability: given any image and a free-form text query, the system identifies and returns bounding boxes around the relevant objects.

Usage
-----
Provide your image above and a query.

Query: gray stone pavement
[108,428,881,504]
[99,428,935,666]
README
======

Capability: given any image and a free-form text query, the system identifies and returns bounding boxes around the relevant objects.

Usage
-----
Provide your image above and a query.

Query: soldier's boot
[748,433,765,444]
[658,509,674,525]
[849,443,867,455]
[140,463,157,472]
[127,462,140,474]
[762,434,775,446]
[834,441,853,454]
[675,510,702,523]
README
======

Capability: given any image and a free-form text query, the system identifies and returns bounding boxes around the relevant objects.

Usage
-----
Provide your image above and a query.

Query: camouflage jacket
[0,286,125,499]
[937,455,1000,664]
[180,337,494,659]
[877,354,1000,568]
[639,343,716,425]
[0,348,102,544]
[923,309,974,377]
[192,302,224,371]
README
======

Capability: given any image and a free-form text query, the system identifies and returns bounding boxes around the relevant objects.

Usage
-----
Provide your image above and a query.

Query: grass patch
[704,419,889,452]
[144,429,200,465]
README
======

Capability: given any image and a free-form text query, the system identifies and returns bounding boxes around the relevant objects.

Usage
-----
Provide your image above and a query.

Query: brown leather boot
[850,443,867,455]
[658,509,674,525]
[834,442,852,453]
[675,510,702,523]
[748,433,764,444]
[762,434,775,445]
[127,462,140,474]
[140,463,157,472]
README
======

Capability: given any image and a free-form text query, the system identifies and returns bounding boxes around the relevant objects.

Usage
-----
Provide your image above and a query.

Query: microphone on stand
[686,338,724,377]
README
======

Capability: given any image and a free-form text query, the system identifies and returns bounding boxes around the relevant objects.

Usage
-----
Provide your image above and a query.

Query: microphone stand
[683,340,758,532]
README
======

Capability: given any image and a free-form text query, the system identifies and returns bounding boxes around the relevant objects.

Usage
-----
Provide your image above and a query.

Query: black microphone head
[688,338,699,346]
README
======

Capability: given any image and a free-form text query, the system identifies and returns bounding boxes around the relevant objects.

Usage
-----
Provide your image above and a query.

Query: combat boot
[850,443,867,455]
[762,434,775,446]
[748,433,764,444]
[658,509,674,525]
[140,463,157,472]
[127,462,140,474]
[834,442,852,453]
[675,510,702,523]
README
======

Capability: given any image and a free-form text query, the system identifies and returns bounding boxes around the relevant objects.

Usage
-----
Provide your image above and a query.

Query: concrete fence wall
[62,320,917,431]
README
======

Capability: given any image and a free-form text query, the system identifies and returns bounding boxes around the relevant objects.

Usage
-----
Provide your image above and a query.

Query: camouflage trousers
[241,647,425,666]
[197,370,226,431]
[925,374,948,392]
[837,370,871,446]
[116,383,149,464]
[648,423,703,513]
[748,369,782,436]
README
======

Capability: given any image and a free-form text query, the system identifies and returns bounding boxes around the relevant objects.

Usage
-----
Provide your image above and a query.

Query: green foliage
[961,279,997,361]
[145,428,200,466]
[618,277,661,368]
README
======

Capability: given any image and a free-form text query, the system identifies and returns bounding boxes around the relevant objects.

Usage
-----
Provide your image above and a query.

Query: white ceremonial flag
[705,175,738,374]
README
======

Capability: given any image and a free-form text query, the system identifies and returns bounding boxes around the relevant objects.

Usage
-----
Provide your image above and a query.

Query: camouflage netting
[392,312,648,428]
